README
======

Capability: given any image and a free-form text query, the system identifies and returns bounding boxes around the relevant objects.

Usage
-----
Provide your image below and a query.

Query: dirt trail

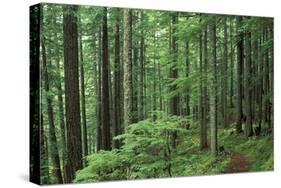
[223,152,250,173]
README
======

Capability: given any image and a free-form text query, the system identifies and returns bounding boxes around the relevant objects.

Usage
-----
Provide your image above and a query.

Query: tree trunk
[123,9,133,132]
[112,8,122,149]
[244,28,253,137]
[96,26,102,152]
[169,13,179,148]
[229,19,234,108]
[63,5,82,182]
[100,7,111,150]
[201,27,208,149]
[79,29,88,158]
[222,17,228,128]
[138,12,145,121]
[54,59,67,181]
[210,15,218,157]
[236,16,243,133]
[199,28,207,149]
[42,39,63,183]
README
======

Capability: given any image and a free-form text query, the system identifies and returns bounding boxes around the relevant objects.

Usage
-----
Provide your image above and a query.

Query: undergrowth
[74,118,273,183]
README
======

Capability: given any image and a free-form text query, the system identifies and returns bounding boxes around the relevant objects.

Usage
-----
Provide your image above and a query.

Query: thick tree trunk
[222,17,228,128]
[123,9,133,132]
[100,7,111,150]
[236,16,243,133]
[96,26,102,151]
[113,9,122,149]
[210,15,218,157]
[244,29,253,137]
[63,5,82,182]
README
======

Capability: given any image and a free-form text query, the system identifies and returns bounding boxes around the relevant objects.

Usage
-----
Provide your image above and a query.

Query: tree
[42,39,63,183]
[222,17,228,128]
[209,15,218,156]
[169,13,179,148]
[54,58,67,181]
[100,7,111,150]
[63,5,82,182]
[236,16,243,133]
[138,12,145,121]
[112,8,122,149]
[200,25,208,149]
[79,21,88,158]
[244,24,253,137]
[96,25,102,151]
[123,9,133,132]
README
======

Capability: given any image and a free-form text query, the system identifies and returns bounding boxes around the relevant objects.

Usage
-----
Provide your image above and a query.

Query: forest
[32,3,274,185]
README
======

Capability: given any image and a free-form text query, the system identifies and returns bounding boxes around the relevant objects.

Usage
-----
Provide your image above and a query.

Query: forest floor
[175,124,273,177]
[223,152,250,173]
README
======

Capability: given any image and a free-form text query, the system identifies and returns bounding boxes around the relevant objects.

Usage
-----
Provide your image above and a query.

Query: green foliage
[75,116,191,182]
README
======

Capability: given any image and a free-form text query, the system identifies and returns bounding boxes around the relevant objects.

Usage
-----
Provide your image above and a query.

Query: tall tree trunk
[210,15,218,157]
[229,19,234,108]
[152,32,157,121]
[123,9,133,132]
[269,24,274,132]
[101,7,111,150]
[258,35,263,131]
[199,28,207,149]
[222,17,228,128]
[184,18,190,118]
[42,39,63,183]
[264,28,270,129]
[138,12,145,121]
[96,26,102,151]
[79,29,88,158]
[55,59,67,181]
[63,5,82,182]
[113,9,122,149]
[252,35,258,126]
[236,16,243,133]
[244,28,253,137]
[202,27,208,147]
[91,31,98,153]
[169,13,179,148]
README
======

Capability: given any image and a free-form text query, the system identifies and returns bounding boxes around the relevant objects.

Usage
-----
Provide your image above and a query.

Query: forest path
[223,152,250,173]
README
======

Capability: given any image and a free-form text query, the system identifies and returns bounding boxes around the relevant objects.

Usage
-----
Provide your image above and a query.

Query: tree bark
[79,28,88,158]
[113,8,122,149]
[123,9,133,132]
[100,7,111,150]
[96,25,102,152]
[210,15,218,157]
[169,13,179,148]
[63,5,82,182]
[42,39,63,183]
[222,17,228,128]
[244,27,253,137]
[236,16,243,133]
[138,12,145,121]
